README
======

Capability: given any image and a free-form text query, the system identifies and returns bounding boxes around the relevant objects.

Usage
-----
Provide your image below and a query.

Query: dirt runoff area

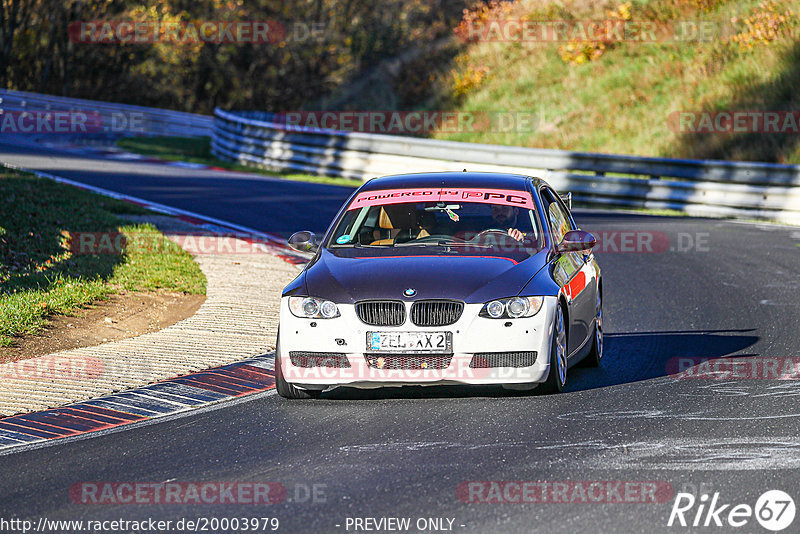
[0,291,205,363]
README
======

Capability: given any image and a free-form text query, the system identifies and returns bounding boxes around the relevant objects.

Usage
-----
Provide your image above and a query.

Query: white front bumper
[278,297,557,389]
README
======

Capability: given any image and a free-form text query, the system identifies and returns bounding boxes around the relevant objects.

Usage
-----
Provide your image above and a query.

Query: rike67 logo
[668,490,795,531]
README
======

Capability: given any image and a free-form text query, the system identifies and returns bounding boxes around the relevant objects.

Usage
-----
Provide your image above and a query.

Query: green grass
[435,0,800,164]
[0,171,206,348]
[313,0,799,165]
[117,136,362,188]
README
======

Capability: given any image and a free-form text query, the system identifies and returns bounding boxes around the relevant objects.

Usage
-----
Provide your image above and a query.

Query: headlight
[480,297,544,319]
[486,300,506,319]
[507,297,528,318]
[320,300,339,319]
[289,296,340,319]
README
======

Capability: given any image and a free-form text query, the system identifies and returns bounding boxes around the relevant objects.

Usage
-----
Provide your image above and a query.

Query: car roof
[360,171,547,192]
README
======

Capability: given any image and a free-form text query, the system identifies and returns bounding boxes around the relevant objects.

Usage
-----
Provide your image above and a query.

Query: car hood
[303,249,549,304]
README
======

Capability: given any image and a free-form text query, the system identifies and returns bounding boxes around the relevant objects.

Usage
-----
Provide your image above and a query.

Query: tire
[540,303,568,394]
[275,335,322,399]
[581,287,603,368]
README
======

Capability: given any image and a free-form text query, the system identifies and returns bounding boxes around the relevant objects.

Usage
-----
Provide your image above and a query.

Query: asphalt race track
[0,137,354,236]
[2,137,800,533]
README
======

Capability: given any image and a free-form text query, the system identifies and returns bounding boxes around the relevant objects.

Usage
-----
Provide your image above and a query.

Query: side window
[541,189,574,244]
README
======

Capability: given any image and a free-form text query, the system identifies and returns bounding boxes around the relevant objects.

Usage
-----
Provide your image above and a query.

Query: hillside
[323,0,800,164]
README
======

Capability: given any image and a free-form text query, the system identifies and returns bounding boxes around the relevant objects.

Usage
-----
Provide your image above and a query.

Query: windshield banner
[348,188,535,210]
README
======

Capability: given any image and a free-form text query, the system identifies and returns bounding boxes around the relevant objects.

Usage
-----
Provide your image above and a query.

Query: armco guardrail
[0,89,212,138]
[211,108,800,225]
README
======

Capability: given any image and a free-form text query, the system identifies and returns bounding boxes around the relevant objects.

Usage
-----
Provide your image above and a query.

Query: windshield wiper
[393,240,493,249]
[442,242,491,249]
[393,241,447,247]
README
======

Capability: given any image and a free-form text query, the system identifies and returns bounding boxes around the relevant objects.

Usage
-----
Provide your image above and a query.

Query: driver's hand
[507,228,524,242]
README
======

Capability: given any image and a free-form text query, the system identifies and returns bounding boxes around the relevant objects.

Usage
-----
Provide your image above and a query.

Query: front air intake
[364,353,452,370]
[289,352,351,368]
[469,351,538,368]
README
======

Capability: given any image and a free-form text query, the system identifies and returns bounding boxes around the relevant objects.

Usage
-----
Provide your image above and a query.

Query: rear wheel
[540,303,568,394]
[581,288,603,368]
[275,335,322,399]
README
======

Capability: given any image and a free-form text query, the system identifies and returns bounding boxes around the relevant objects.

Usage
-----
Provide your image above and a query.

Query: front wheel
[540,304,568,394]
[275,335,322,399]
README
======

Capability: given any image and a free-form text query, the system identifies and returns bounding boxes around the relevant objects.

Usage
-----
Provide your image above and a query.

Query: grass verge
[0,170,206,348]
[430,0,800,164]
[116,136,363,188]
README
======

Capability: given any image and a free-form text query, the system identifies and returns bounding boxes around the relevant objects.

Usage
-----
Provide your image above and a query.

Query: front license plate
[367,331,452,353]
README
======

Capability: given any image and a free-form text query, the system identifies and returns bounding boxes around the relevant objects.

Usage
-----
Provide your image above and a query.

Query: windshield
[328,187,543,258]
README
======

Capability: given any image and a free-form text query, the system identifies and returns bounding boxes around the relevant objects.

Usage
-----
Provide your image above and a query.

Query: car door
[561,196,600,354]
[541,187,594,356]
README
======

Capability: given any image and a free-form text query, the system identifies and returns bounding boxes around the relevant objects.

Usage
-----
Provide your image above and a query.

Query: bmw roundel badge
[403,288,417,298]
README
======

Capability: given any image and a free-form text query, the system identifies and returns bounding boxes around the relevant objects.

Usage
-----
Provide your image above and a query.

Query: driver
[490,204,525,242]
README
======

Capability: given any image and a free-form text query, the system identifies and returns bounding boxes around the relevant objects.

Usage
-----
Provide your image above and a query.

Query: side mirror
[557,230,596,253]
[288,231,321,253]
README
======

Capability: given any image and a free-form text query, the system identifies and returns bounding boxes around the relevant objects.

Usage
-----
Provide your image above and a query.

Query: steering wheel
[472,229,517,241]
[412,234,467,244]
[474,229,508,238]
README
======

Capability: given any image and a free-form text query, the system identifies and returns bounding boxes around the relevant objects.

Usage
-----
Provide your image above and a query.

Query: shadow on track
[312,329,759,400]
[566,328,760,392]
